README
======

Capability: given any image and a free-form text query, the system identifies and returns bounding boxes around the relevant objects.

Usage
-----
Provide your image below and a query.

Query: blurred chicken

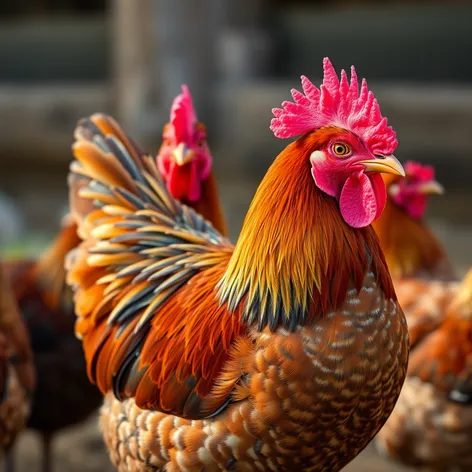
[373,161,454,282]
[66,58,408,471]
[373,161,472,471]
[156,85,227,236]
[73,85,228,237]
[3,214,102,472]
[0,263,35,472]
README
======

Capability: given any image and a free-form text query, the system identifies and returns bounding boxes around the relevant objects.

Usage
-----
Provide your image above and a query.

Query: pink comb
[270,57,398,155]
[170,85,197,143]
[404,161,435,182]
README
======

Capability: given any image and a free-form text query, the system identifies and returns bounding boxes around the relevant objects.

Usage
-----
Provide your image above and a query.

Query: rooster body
[373,162,472,471]
[101,287,403,472]
[0,263,35,470]
[66,59,409,471]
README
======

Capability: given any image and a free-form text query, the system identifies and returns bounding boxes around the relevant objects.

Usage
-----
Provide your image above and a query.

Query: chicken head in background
[373,160,454,280]
[157,85,228,235]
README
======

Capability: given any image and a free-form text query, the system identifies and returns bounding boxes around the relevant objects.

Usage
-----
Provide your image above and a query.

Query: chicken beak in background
[172,143,195,166]
[418,180,445,195]
[360,155,405,177]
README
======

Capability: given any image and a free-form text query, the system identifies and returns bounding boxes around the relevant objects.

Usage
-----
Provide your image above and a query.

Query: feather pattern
[68,130,244,418]
[219,128,396,329]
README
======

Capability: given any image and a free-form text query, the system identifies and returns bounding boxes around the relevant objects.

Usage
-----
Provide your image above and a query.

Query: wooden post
[111,0,160,149]
[151,0,219,123]
[216,0,271,82]
[111,0,219,150]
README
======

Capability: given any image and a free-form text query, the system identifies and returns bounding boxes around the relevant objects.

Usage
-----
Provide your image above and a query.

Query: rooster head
[387,161,444,219]
[157,85,212,203]
[271,57,405,228]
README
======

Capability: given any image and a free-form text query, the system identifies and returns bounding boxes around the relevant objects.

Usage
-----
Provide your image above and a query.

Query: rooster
[4,84,226,472]
[0,263,35,472]
[373,162,472,470]
[66,58,409,471]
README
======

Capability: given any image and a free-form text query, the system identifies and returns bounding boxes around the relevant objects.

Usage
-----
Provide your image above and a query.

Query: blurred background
[0,0,471,470]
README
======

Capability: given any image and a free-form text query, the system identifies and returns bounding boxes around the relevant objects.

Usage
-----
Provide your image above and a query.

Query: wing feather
[67,115,243,418]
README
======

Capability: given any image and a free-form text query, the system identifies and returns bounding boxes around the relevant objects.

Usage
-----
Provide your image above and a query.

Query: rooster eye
[163,138,172,147]
[198,139,206,147]
[332,142,351,157]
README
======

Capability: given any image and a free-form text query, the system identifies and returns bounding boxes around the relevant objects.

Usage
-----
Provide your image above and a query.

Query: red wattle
[339,171,386,228]
[167,162,190,200]
[166,162,202,203]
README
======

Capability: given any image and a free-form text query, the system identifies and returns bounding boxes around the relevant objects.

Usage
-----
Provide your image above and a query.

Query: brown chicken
[66,58,409,471]
[373,161,472,471]
[373,160,454,282]
[3,214,102,472]
[0,263,35,472]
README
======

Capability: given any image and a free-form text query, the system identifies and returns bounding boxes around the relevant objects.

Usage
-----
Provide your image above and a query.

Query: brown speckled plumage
[99,272,408,472]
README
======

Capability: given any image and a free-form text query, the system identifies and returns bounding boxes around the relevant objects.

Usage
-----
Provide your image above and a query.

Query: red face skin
[157,122,212,203]
[389,161,444,219]
[309,129,404,228]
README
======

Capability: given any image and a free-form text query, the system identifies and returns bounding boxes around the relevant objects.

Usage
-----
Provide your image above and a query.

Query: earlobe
[309,150,326,165]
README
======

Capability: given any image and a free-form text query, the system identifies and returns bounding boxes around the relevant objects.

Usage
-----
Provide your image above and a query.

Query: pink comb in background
[270,57,398,156]
[170,85,197,143]
[404,161,435,182]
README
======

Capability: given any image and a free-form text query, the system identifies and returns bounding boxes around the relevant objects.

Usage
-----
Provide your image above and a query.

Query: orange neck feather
[372,198,453,280]
[184,172,228,237]
[220,129,395,330]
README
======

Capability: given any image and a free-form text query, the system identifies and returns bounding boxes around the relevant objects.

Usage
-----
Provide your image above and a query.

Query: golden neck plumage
[219,132,395,330]
[372,200,454,280]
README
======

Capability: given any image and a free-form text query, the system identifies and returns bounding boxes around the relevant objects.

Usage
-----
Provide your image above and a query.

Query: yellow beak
[359,155,405,177]
[172,143,194,166]
[418,180,444,195]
